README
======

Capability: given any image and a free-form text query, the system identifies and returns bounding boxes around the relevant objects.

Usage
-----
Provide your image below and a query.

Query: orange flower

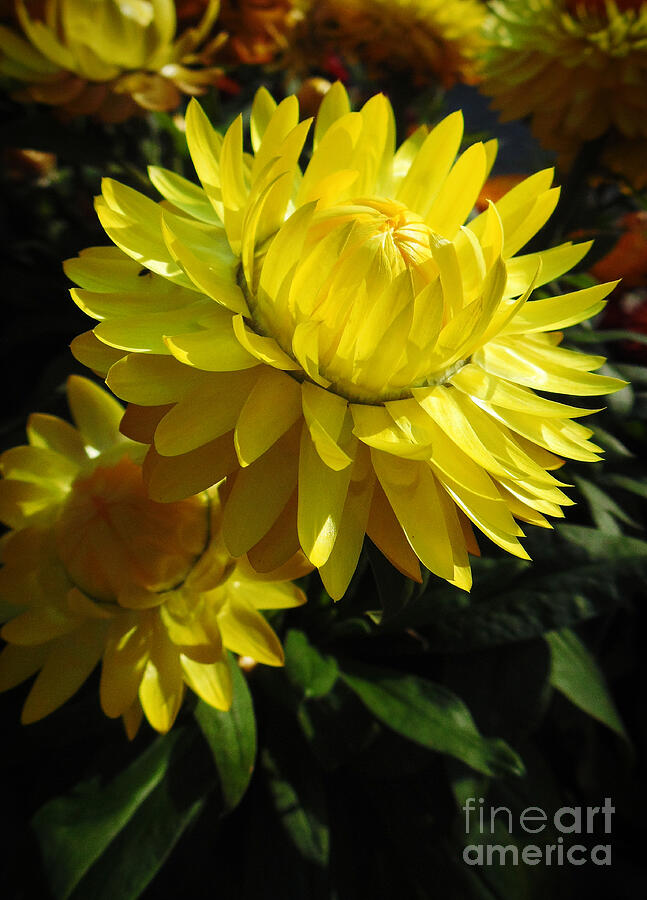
[218,0,298,64]
[592,212,647,288]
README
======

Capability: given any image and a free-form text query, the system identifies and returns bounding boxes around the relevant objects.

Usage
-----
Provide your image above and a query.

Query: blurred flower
[0,0,224,122]
[592,210,647,358]
[0,376,307,734]
[3,147,56,182]
[218,0,299,64]
[296,76,332,118]
[592,211,647,288]
[481,1,647,183]
[292,0,486,87]
[68,84,623,600]
[600,286,647,359]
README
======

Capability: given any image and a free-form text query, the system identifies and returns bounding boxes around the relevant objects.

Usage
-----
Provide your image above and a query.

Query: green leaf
[607,473,647,500]
[557,522,647,560]
[340,662,525,778]
[614,363,647,386]
[569,328,647,346]
[443,640,551,744]
[262,747,330,867]
[260,708,330,869]
[386,525,646,651]
[193,657,257,812]
[591,425,634,458]
[574,476,639,534]
[32,728,211,900]
[545,628,629,743]
[284,629,339,699]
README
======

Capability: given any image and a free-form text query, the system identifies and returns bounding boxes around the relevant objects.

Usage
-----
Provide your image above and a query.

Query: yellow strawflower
[68,84,624,600]
[481,0,647,181]
[0,376,307,735]
[293,0,486,86]
[0,0,223,121]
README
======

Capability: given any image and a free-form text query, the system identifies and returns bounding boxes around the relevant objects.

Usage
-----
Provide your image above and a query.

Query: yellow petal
[503,281,617,334]
[27,413,87,467]
[370,451,457,582]
[181,654,232,709]
[231,315,301,370]
[396,110,463,216]
[226,576,306,610]
[70,331,127,377]
[148,165,219,225]
[185,98,225,220]
[450,364,593,419]
[505,241,593,297]
[302,381,354,471]
[223,424,300,557]
[165,323,260,372]
[235,368,303,466]
[246,491,301,574]
[107,353,207,405]
[120,403,172,444]
[314,81,351,148]
[425,142,488,239]
[365,482,422,583]
[1,445,80,487]
[250,85,278,152]
[320,446,375,600]
[0,480,63,529]
[154,369,260,456]
[0,639,46,693]
[217,597,284,666]
[298,422,355,567]
[67,375,124,452]
[144,434,239,503]
[21,621,107,724]
[100,612,152,718]
[138,617,184,733]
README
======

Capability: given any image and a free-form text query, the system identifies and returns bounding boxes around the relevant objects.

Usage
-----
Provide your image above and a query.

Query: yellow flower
[68,84,624,601]
[0,0,223,121]
[480,0,647,179]
[0,376,307,734]
[292,0,486,86]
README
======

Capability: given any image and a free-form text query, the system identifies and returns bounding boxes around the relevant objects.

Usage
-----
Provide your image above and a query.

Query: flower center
[55,455,209,601]
[250,197,450,402]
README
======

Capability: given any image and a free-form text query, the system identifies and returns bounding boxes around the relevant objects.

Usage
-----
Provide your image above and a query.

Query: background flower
[0,375,307,734]
[0,0,224,121]
[480,0,647,184]
[291,0,486,87]
[67,85,623,601]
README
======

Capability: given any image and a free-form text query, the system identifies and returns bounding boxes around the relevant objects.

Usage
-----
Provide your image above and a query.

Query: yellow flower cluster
[66,84,623,603]
[0,0,223,120]
[0,377,307,734]
[481,0,647,182]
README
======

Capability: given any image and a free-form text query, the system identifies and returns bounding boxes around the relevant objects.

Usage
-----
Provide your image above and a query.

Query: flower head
[218,0,298,65]
[68,84,624,600]
[0,376,307,734]
[292,0,486,87]
[0,0,223,121]
[480,0,647,179]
